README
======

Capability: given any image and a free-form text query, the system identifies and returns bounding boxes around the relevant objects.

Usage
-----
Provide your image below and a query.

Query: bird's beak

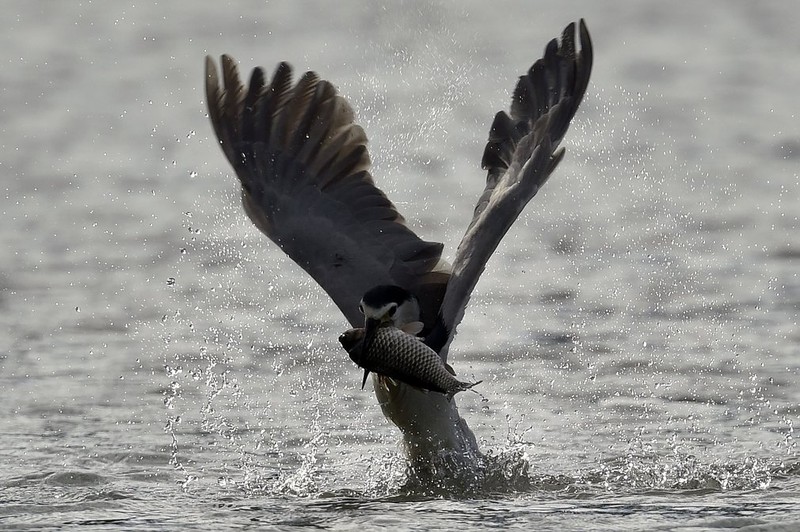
[362,317,381,356]
[357,317,381,390]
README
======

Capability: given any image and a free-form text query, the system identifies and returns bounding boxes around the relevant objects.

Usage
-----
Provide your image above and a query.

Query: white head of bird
[359,285,420,329]
[358,285,420,356]
[351,284,422,389]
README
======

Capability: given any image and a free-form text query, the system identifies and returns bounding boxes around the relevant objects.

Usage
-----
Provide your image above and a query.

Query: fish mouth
[338,327,373,389]
[339,328,364,352]
[338,332,351,349]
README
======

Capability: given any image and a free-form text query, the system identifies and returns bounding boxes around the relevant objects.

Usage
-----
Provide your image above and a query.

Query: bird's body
[339,325,481,399]
[205,20,593,473]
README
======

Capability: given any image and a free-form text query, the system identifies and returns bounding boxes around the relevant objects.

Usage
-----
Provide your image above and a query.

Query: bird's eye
[387,304,397,317]
[358,303,364,315]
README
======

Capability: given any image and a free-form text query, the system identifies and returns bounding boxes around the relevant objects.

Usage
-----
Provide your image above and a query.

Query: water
[2,0,799,529]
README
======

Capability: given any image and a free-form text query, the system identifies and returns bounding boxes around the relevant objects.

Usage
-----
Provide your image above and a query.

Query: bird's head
[358,284,420,354]
[359,284,420,327]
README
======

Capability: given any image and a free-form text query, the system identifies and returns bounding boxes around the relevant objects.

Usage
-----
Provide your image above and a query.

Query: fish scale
[339,326,481,399]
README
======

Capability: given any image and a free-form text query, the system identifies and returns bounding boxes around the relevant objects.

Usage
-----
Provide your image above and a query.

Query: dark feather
[205,55,450,328]
[430,20,593,358]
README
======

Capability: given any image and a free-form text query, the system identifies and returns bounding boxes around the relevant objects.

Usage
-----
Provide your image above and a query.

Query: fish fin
[360,369,371,389]
[400,321,424,335]
[444,363,456,376]
[378,375,400,391]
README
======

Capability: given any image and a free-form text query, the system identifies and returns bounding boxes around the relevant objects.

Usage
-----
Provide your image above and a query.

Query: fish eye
[387,304,397,317]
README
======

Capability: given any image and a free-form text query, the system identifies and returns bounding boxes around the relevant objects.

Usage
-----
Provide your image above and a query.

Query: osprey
[205,20,593,469]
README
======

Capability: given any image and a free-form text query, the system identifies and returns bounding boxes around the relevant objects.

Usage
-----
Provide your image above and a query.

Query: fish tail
[446,380,482,401]
[462,380,482,394]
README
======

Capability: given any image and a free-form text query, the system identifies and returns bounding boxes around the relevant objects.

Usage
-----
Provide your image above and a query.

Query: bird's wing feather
[205,56,449,328]
[426,20,593,359]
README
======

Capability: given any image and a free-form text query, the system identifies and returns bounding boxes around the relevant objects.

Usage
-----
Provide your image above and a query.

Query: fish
[338,325,481,400]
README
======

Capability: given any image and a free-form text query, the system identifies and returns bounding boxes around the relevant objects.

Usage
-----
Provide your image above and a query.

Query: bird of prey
[204,20,593,471]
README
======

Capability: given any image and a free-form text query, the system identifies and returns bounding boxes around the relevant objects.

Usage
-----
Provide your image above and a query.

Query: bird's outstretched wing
[426,20,593,358]
[205,57,449,328]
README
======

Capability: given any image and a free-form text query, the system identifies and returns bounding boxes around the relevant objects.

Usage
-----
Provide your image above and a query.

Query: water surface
[1,1,799,529]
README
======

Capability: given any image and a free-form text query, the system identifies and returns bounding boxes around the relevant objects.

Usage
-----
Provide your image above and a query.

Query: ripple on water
[43,471,109,487]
